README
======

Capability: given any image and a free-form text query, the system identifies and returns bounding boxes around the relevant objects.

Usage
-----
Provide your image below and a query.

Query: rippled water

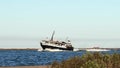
[0,50,120,66]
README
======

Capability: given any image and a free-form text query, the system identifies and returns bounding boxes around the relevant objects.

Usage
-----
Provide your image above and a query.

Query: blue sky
[0,0,120,40]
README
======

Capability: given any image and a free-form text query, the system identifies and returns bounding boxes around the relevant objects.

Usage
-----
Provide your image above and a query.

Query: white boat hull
[40,42,74,51]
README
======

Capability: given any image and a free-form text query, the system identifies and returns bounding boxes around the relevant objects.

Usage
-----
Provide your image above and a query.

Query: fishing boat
[40,31,74,51]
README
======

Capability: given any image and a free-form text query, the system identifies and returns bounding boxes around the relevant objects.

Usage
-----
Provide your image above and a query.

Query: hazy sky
[0,0,120,48]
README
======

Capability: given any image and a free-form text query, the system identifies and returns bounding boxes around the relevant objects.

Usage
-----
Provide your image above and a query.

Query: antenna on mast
[50,31,55,41]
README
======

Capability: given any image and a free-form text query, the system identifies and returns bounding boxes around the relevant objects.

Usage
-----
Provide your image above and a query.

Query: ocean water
[0,39,120,66]
[0,50,120,66]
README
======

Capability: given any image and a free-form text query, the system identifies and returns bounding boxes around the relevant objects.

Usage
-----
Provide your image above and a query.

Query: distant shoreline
[0,48,38,50]
[0,48,120,50]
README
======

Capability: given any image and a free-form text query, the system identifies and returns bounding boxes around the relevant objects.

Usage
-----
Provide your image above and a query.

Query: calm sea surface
[0,50,120,66]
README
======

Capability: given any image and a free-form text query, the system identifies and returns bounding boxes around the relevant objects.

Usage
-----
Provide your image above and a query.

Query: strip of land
[0,48,120,50]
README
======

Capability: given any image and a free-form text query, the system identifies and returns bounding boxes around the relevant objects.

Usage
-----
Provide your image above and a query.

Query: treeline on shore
[51,52,120,68]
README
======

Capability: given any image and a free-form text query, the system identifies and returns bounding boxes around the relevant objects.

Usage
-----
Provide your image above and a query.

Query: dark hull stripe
[40,43,73,51]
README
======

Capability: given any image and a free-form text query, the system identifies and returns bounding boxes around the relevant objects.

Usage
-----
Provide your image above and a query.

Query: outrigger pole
[50,31,55,41]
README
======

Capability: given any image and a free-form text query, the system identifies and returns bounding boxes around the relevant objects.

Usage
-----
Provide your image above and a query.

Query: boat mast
[50,31,55,41]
